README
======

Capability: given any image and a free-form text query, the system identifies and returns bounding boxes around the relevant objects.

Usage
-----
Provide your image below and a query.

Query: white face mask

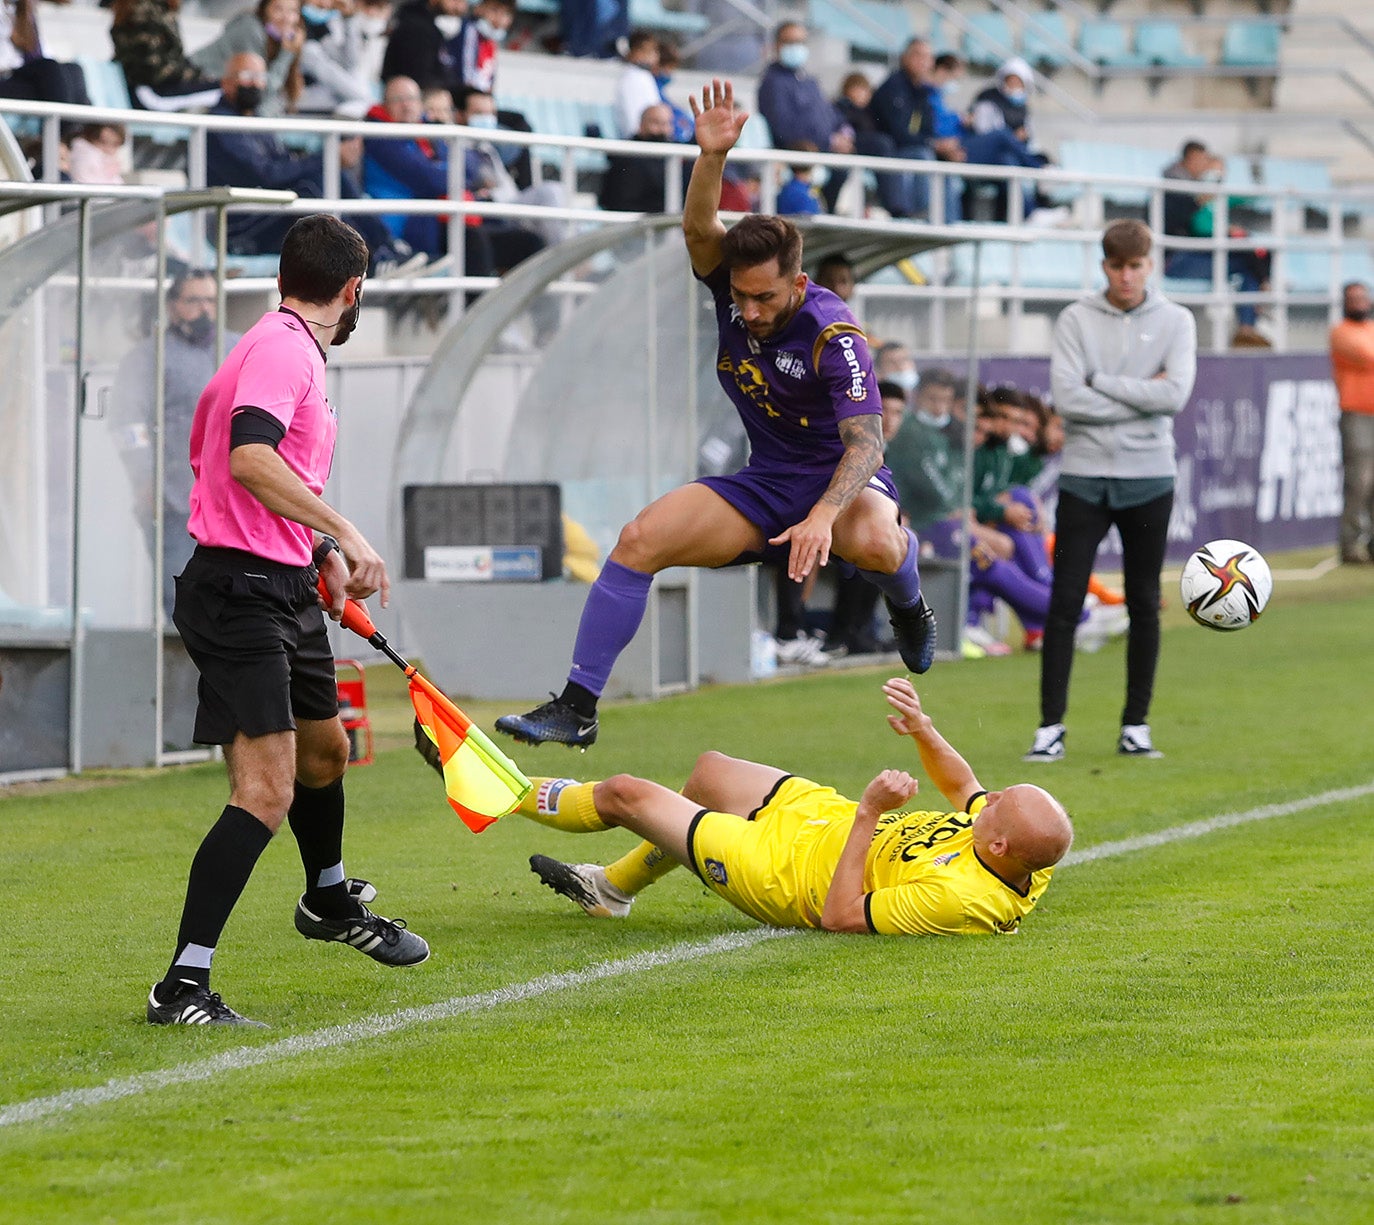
[888,367,918,392]
[916,409,950,428]
[778,43,809,71]
[467,112,498,129]
[1007,433,1030,456]
[434,14,461,37]
[475,16,506,41]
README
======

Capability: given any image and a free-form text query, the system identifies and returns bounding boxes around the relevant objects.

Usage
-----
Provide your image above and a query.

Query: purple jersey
[702,264,881,476]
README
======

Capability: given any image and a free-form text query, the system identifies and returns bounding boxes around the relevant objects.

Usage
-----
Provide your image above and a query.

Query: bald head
[974,784,1073,873]
[383,76,423,124]
[222,52,267,106]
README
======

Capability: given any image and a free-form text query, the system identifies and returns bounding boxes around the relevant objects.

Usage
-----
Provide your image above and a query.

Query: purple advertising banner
[963,352,1342,564]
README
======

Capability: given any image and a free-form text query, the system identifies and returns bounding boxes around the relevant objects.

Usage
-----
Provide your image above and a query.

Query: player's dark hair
[279,215,369,305]
[1102,218,1152,261]
[720,214,803,277]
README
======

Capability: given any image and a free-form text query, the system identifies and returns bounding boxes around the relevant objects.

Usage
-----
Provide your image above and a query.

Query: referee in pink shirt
[148,215,429,1028]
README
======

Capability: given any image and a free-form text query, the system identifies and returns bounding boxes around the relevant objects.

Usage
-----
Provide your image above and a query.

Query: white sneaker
[775,632,830,667]
[1024,723,1066,762]
[1118,724,1163,758]
[529,855,633,918]
[963,624,1012,656]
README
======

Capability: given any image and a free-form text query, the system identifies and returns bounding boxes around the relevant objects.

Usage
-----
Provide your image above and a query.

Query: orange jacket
[1330,319,1374,414]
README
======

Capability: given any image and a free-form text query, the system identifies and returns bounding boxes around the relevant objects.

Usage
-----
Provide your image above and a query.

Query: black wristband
[312,535,340,568]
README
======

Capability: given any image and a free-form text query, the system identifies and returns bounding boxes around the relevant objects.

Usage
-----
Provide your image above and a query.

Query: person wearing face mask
[110,270,242,617]
[145,215,431,1030]
[613,27,661,138]
[756,22,856,210]
[381,0,465,91]
[962,56,1050,223]
[293,0,376,115]
[191,0,306,117]
[654,40,694,143]
[1331,280,1374,565]
[208,53,416,272]
[458,87,565,247]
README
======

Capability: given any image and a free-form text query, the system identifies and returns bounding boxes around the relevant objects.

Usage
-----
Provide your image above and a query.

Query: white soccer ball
[1179,539,1273,632]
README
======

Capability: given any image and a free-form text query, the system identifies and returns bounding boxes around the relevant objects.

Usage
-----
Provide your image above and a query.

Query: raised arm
[682,78,749,278]
[882,677,981,810]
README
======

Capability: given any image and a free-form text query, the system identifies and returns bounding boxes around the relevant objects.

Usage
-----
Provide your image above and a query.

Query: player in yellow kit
[519,678,1072,935]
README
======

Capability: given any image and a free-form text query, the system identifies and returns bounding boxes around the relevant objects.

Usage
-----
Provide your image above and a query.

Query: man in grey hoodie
[1025,219,1197,763]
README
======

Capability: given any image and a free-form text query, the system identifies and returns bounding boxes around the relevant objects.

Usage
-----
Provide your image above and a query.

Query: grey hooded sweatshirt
[1050,287,1197,480]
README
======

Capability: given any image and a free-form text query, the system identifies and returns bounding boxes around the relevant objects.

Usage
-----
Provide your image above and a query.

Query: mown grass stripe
[4,779,1371,1129]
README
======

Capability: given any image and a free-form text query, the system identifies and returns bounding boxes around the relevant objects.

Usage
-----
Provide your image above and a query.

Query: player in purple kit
[147,216,429,1028]
[496,79,936,750]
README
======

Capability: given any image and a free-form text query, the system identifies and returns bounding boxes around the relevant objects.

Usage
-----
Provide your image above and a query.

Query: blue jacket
[756,62,845,150]
[869,70,937,149]
[205,103,325,193]
[363,110,449,239]
[777,177,822,215]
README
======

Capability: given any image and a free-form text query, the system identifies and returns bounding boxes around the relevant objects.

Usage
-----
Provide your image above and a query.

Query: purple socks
[567,559,654,698]
[858,527,923,609]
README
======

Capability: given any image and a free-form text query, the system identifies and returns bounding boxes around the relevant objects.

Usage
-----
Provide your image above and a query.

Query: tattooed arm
[768,413,885,582]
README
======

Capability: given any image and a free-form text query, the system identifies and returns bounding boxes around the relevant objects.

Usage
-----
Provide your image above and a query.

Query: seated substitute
[518,677,1072,936]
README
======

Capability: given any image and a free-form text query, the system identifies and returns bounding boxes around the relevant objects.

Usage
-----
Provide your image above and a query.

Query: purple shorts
[697,463,901,555]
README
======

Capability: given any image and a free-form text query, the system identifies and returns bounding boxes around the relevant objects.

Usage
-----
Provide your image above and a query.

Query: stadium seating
[962,11,1015,71]
[1021,10,1072,74]
[1133,20,1206,69]
[1077,19,1147,69]
[627,0,709,38]
[808,0,912,58]
[1219,20,1281,69]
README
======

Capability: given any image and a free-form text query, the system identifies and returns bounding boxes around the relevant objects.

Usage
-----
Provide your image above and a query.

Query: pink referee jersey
[186,308,337,567]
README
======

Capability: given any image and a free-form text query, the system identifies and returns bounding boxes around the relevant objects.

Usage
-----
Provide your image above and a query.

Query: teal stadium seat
[516,0,558,15]
[1282,246,1332,295]
[808,0,911,58]
[1219,20,1280,69]
[76,56,131,109]
[1052,140,1165,207]
[627,0,708,38]
[1022,11,1071,73]
[1078,20,1147,68]
[962,12,1014,71]
[1134,20,1206,69]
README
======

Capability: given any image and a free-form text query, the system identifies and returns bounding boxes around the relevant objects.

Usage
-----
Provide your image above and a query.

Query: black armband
[312,535,341,568]
[229,406,287,450]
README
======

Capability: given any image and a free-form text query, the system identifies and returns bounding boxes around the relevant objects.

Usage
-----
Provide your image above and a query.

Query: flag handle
[318,577,413,677]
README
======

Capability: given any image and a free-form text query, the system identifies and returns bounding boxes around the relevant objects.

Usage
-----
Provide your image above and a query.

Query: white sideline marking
[4,780,1372,1130]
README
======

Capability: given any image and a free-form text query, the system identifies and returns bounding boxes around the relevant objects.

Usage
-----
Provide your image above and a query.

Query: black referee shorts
[173,545,340,745]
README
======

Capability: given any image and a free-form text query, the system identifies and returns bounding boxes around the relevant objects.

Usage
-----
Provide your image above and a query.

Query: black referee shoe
[294,898,430,967]
[885,595,938,674]
[146,980,267,1027]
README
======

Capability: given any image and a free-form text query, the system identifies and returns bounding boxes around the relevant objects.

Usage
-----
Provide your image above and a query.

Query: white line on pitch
[3,779,1372,1130]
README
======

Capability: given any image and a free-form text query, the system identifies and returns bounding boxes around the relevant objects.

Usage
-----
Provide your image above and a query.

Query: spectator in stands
[294,0,376,116]
[868,37,960,221]
[111,0,222,111]
[598,100,675,213]
[927,52,964,137]
[756,21,854,210]
[1161,139,1269,347]
[448,0,512,93]
[422,80,452,122]
[718,162,758,211]
[0,0,90,106]
[69,122,127,184]
[777,144,823,216]
[654,40,693,143]
[109,268,240,618]
[458,87,564,246]
[961,56,1049,222]
[558,0,626,59]
[352,0,393,86]
[613,27,660,138]
[209,52,410,268]
[191,0,306,117]
[833,70,875,139]
[814,252,855,305]
[1331,280,1374,565]
[875,340,919,404]
[381,0,466,91]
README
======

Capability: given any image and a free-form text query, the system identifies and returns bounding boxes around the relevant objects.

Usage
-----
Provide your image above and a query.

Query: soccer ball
[1179,539,1272,632]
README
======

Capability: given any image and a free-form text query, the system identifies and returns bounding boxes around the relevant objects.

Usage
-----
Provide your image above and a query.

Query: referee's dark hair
[720,214,803,278]
[279,215,370,305]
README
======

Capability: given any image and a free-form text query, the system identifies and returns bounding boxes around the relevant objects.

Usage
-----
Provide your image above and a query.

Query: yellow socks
[518,778,610,832]
[604,839,680,896]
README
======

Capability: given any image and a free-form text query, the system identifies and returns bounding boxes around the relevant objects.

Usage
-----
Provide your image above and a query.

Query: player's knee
[234,777,294,828]
[848,521,903,571]
[299,728,349,788]
[610,516,660,571]
[593,773,652,823]
[683,750,730,799]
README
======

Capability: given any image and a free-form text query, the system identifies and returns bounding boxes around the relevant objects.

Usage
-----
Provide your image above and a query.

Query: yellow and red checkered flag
[321,580,530,831]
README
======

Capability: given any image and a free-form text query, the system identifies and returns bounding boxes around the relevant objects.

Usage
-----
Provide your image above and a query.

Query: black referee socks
[288,778,360,920]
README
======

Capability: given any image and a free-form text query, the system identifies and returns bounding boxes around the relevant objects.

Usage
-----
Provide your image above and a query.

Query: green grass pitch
[1,554,1372,1224]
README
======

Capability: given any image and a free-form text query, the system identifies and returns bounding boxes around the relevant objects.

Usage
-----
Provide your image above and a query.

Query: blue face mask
[778,43,809,71]
[654,72,671,87]
[942,81,959,98]
[467,112,499,130]
[475,16,507,42]
[301,4,333,24]
[1004,89,1026,104]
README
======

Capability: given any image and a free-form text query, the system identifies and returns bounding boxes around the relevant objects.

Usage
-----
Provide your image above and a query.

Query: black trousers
[1041,486,1174,728]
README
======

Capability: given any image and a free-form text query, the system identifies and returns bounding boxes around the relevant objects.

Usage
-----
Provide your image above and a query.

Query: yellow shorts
[686,775,858,928]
